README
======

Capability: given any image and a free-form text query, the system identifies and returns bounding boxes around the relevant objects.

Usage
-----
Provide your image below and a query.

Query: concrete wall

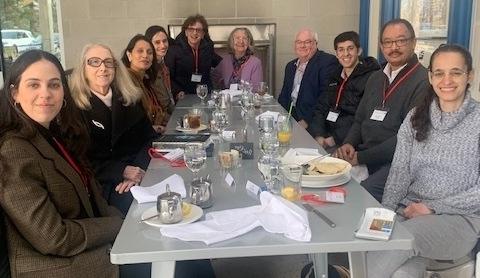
[471,1,479,100]
[59,0,360,93]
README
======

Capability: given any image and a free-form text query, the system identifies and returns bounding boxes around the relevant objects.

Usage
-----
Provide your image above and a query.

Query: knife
[302,203,336,228]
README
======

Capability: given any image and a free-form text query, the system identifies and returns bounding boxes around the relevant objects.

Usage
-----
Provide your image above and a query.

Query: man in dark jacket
[335,19,429,202]
[278,28,338,129]
[0,210,10,278]
[310,31,380,149]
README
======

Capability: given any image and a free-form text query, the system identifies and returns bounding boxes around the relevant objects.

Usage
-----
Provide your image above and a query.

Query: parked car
[1,29,42,54]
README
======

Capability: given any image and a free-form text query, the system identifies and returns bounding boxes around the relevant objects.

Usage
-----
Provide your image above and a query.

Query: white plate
[176,124,208,133]
[141,204,203,227]
[302,157,352,181]
[302,172,351,188]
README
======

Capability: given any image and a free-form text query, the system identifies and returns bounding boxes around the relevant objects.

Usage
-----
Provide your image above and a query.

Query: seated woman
[213,27,263,89]
[70,43,156,215]
[367,44,480,277]
[121,34,167,134]
[145,25,175,120]
[0,50,123,277]
[165,14,222,100]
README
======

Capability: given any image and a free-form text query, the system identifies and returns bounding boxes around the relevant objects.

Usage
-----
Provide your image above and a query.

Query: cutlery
[302,203,336,228]
[139,213,159,223]
[301,153,331,174]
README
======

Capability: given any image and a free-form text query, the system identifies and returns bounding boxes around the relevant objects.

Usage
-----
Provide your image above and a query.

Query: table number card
[230,142,254,159]
[245,180,261,196]
[225,173,235,187]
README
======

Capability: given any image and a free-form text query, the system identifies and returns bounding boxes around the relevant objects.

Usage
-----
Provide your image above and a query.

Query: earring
[62,99,67,108]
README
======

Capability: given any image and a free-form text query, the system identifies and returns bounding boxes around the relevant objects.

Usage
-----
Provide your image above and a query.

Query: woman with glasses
[165,14,222,100]
[0,50,123,277]
[70,43,155,215]
[367,45,480,277]
[213,27,263,89]
[145,25,175,122]
[122,34,167,134]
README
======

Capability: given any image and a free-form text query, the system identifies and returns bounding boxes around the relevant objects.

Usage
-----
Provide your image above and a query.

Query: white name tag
[326,111,339,122]
[370,109,388,121]
[191,74,202,82]
[225,173,234,187]
[245,180,261,196]
[325,191,345,203]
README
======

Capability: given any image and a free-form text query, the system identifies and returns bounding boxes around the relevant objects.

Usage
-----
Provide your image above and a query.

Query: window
[400,0,450,67]
[0,0,63,83]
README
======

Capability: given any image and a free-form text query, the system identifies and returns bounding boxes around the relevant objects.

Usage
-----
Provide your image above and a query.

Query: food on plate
[281,186,300,201]
[182,202,192,216]
[305,162,347,175]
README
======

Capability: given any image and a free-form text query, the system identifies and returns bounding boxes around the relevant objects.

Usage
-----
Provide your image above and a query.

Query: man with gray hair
[278,28,338,129]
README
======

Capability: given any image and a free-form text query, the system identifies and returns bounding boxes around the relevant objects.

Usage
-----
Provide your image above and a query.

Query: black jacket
[0,209,10,278]
[309,56,380,143]
[165,32,222,97]
[82,89,155,189]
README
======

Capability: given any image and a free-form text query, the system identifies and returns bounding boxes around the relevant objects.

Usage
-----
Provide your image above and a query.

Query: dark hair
[181,14,211,39]
[0,50,90,173]
[380,18,416,41]
[145,25,174,46]
[411,44,473,141]
[334,31,360,50]
[121,34,158,84]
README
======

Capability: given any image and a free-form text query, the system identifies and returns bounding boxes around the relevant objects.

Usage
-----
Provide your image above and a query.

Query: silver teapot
[190,176,213,208]
[157,184,183,224]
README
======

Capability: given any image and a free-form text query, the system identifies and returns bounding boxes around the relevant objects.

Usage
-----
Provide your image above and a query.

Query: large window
[400,0,450,67]
[0,0,62,85]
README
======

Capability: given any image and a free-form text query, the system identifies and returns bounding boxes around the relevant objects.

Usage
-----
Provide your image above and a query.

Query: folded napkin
[130,174,186,203]
[160,191,311,245]
[280,148,321,165]
[255,111,280,123]
[220,89,243,99]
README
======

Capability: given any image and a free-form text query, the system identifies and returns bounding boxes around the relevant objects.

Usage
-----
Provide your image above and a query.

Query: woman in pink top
[214,27,263,89]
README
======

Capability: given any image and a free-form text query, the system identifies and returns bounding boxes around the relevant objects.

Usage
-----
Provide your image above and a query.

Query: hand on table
[334,144,358,166]
[298,120,308,129]
[404,202,434,219]
[176,91,186,100]
[115,180,137,194]
[123,166,145,184]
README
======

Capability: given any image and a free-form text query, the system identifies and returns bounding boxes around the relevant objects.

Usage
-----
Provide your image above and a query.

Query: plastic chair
[425,253,475,278]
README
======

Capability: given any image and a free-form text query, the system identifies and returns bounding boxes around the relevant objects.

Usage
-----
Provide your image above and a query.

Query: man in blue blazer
[278,28,339,129]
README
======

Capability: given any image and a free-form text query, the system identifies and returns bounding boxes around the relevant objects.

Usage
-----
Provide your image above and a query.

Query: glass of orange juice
[279,164,302,201]
[277,114,292,147]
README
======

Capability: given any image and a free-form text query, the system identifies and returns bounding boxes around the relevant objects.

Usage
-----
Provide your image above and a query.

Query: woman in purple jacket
[214,27,263,89]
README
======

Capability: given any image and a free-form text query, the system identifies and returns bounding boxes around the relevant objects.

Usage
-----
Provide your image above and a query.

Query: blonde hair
[69,43,142,110]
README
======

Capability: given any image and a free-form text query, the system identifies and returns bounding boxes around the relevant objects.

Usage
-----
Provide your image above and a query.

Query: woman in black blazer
[70,43,156,215]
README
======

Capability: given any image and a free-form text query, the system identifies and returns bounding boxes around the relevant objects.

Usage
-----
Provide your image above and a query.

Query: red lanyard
[52,138,90,194]
[334,76,349,110]
[382,62,420,107]
[191,47,199,73]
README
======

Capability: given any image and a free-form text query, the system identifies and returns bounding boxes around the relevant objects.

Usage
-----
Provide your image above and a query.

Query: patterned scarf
[229,49,252,85]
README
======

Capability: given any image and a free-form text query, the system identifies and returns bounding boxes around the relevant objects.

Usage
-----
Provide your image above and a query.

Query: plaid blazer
[0,133,123,278]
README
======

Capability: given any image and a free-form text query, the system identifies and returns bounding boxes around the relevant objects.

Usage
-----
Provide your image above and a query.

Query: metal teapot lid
[158,184,181,200]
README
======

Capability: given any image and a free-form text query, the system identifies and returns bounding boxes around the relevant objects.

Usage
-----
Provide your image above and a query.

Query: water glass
[211,110,229,134]
[240,92,255,117]
[258,115,275,133]
[279,164,302,201]
[196,84,208,105]
[256,82,269,96]
[184,143,207,179]
[257,155,281,194]
[211,89,221,107]
[277,114,293,147]
[259,132,279,155]
[253,93,263,109]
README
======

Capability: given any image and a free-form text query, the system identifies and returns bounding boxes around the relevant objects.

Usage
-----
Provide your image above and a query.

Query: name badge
[326,111,339,122]
[191,74,202,82]
[370,109,388,121]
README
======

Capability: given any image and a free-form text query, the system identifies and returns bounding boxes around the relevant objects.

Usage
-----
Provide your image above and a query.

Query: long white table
[110,96,413,278]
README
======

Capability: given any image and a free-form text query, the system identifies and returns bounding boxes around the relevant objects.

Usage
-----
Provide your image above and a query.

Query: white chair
[425,253,475,278]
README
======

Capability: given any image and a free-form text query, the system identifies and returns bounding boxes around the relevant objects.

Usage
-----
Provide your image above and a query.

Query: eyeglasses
[381,38,412,48]
[430,69,469,80]
[87,57,116,68]
[295,40,315,46]
[186,27,204,33]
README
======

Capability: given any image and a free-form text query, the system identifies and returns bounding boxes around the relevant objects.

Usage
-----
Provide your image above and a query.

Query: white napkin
[160,191,311,245]
[255,111,280,123]
[220,89,243,99]
[351,165,369,182]
[280,148,321,165]
[130,174,186,203]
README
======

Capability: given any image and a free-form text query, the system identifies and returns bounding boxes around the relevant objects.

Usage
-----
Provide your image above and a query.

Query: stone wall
[59,0,360,93]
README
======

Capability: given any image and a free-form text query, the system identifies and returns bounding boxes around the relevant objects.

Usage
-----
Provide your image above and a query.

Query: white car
[1,29,42,54]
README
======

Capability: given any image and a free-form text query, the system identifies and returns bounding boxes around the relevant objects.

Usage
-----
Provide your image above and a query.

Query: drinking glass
[258,115,275,133]
[279,164,302,201]
[259,132,279,155]
[211,110,229,134]
[211,89,221,108]
[196,84,208,105]
[183,143,207,179]
[277,114,293,147]
[257,155,281,194]
[240,92,255,118]
[256,82,269,96]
